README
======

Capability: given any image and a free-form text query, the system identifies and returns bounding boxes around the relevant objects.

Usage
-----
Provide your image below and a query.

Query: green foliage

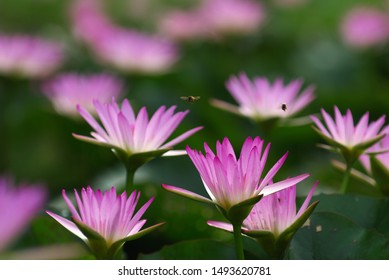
[288,194,389,259]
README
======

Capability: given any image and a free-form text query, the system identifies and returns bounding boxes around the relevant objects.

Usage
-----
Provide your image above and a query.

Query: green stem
[232,222,245,260]
[340,163,352,194]
[125,167,135,194]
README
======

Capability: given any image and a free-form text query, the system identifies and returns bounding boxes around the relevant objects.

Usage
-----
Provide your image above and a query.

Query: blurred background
[0,0,388,259]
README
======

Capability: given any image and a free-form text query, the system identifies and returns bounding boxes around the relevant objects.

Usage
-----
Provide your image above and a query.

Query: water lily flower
[91,29,179,74]
[164,136,308,213]
[311,106,386,192]
[70,0,116,44]
[311,107,386,165]
[211,73,315,133]
[159,10,209,41]
[359,127,389,195]
[208,182,318,259]
[199,0,265,35]
[163,136,309,259]
[42,73,123,117]
[46,187,163,259]
[341,6,389,48]
[74,98,202,189]
[70,0,178,74]
[0,177,46,252]
[0,34,64,79]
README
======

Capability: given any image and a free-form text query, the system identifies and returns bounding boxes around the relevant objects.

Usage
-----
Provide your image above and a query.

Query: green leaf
[138,239,236,260]
[310,194,389,235]
[288,211,389,259]
[370,156,389,196]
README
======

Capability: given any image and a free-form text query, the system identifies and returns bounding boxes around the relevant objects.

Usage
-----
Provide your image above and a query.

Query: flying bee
[180,96,201,103]
[281,103,287,112]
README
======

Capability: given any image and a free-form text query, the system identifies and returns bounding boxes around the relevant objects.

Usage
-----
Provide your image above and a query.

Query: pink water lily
[358,127,389,195]
[42,73,123,117]
[46,187,162,259]
[0,34,64,79]
[360,127,389,173]
[70,0,178,74]
[311,106,386,164]
[199,0,265,35]
[209,182,317,237]
[74,98,202,156]
[211,73,314,125]
[208,182,318,258]
[91,29,179,74]
[163,136,309,260]
[0,177,46,252]
[341,6,389,48]
[163,136,309,211]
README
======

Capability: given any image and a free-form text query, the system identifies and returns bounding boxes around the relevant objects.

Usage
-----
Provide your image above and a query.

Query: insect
[281,103,287,111]
[180,96,201,103]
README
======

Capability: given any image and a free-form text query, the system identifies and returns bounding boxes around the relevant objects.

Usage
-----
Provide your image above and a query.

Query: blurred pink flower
[74,98,202,155]
[341,6,389,48]
[70,0,178,74]
[311,107,386,164]
[46,187,161,258]
[70,0,117,44]
[199,0,265,35]
[360,127,389,173]
[0,34,64,79]
[208,182,317,237]
[212,73,314,123]
[91,29,178,74]
[163,136,309,211]
[159,10,209,41]
[42,73,123,117]
[0,177,46,252]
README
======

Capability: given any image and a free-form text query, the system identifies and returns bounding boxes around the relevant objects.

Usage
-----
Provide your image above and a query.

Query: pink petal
[162,184,214,204]
[160,126,203,149]
[207,220,233,232]
[260,173,310,196]
[296,181,318,218]
[46,211,86,241]
[259,152,288,190]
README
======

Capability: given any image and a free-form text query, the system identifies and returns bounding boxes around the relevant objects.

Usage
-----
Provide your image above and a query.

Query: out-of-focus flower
[311,106,386,166]
[75,98,202,156]
[0,34,64,79]
[163,136,309,223]
[90,29,178,74]
[159,10,209,41]
[211,73,314,131]
[70,0,178,74]
[74,98,202,182]
[46,187,162,259]
[0,177,46,252]
[42,73,123,117]
[360,128,389,173]
[359,127,389,195]
[199,0,265,35]
[158,0,265,41]
[208,182,318,258]
[70,0,117,44]
[341,6,389,48]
